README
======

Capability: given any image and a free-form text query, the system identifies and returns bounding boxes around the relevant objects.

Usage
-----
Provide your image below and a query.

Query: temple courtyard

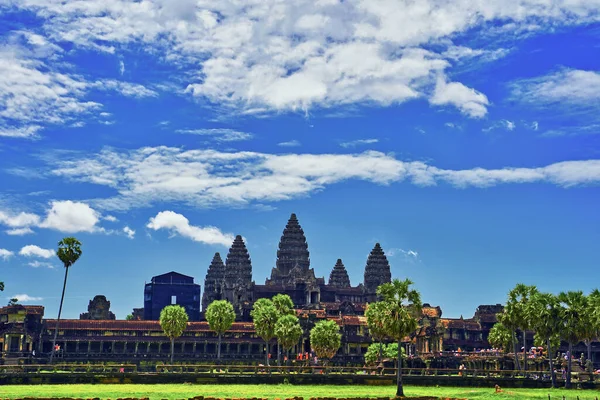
[0,384,599,400]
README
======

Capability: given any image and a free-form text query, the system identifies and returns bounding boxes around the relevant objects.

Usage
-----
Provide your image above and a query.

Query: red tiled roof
[44,320,255,332]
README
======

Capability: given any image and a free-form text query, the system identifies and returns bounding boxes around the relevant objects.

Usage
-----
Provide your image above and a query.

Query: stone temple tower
[223,235,254,314]
[328,259,351,288]
[363,243,392,302]
[202,252,225,311]
[267,213,312,285]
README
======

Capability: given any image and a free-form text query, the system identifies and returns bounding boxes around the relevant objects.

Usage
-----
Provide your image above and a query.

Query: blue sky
[0,1,599,320]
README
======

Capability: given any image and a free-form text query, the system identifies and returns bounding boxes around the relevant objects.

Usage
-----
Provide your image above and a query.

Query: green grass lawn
[0,384,599,400]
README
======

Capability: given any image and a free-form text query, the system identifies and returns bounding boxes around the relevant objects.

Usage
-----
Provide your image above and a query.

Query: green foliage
[206,300,236,336]
[7,298,18,306]
[309,320,341,361]
[558,291,587,345]
[0,281,4,291]
[251,298,279,343]
[533,331,560,353]
[272,294,294,316]
[365,301,389,343]
[364,342,405,365]
[125,314,134,321]
[275,314,303,352]
[376,279,422,341]
[159,305,189,339]
[487,322,512,353]
[57,237,82,268]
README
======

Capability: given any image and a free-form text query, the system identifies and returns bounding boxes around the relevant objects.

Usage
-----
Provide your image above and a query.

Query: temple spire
[328,259,351,288]
[274,213,310,277]
[202,252,225,311]
[363,243,392,296]
[225,235,253,285]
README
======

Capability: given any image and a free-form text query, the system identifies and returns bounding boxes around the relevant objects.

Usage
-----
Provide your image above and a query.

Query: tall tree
[582,289,600,362]
[271,293,294,364]
[50,237,82,363]
[366,301,390,363]
[251,298,279,366]
[377,279,422,398]
[558,291,587,389]
[7,298,18,306]
[488,322,513,354]
[497,309,521,371]
[275,314,303,367]
[508,284,538,371]
[310,320,341,368]
[527,292,562,388]
[205,300,235,361]
[159,305,189,364]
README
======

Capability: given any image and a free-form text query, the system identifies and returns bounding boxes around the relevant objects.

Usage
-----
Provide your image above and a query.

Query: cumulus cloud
[6,0,597,119]
[12,294,43,302]
[27,260,55,269]
[513,69,600,105]
[123,226,135,239]
[0,200,104,234]
[340,139,379,148]
[47,146,600,211]
[176,128,253,142]
[147,211,235,247]
[0,249,14,260]
[39,200,101,233]
[430,78,489,118]
[19,245,55,259]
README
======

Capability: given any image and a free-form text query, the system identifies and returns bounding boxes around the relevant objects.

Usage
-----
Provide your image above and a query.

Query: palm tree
[558,291,587,389]
[527,292,562,388]
[583,289,600,362]
[377,279,422,398]
[50,237,82,363]
[366,301,390,364]
[274,314,303,368]
[205,300,235,360]
[509,284,538,371]
[250,298,279,366]
[159,305,189,364]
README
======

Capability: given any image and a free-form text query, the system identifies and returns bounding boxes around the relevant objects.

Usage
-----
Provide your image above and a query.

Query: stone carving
[363,243,392,298]
[202,252,225,311]
[328,259,351,288]
[80,295,115,320]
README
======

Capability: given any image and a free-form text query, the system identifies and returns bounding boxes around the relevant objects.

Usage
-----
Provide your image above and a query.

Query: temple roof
[151,271,195,284]
[44,319,256,332]
[205,252,225,281]
[273,213,310,278]
[363,243,392,293]
[328,259,351,288]
[224,235,252,284]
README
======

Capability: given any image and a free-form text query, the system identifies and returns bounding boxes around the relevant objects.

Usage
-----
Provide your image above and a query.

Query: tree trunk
[396,338,404,397]
[217,333,222,360]
[378,341,383,363]
[50,266,69,364]
[566,342,573,389]
[266,340,270,366]
[548,338,556,388]
[587,340,592,363]
[522,330,527,372]
[277,340,281,366]
[170,338,174,364]
[512,332,521,371]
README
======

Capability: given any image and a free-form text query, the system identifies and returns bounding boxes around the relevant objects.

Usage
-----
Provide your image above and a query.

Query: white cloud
[0,125,42,139]
[39,200,101,233]
[12,294,43,302]
[123,226,135,239]
[340,139,379,148]
[19,245,55,259]
[0,249,14,260]
[48,146,600,211]
[513,69,600,105]
[6,227,35,236]
[4,1,600,120]
[430,77,489,118]
[104,215,118,222]
[388,248,419,260]
[0,210,40,228]
[176,128,253,142]
[119,60,125,76]
[278,140,301,147]
[27,260,55,269]
[147,211,235,247]
[92,80,158,98]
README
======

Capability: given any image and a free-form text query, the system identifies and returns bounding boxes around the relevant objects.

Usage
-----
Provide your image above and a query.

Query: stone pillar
[76,341,80,353]
[147,342,151,353]
[100,341,104,354]
[192,342,197,354]
[87,341,91,353]
[135,342,139,354]
[111,341,115,353]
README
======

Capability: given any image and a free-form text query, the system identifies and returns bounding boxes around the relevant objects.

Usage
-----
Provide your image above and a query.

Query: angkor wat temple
[202,213,392,320]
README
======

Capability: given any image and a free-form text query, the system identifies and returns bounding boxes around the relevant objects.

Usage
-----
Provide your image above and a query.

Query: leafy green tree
[582,289,600,362]
[508,284,538,371]
[310,320,341,367]
[125,314,134,321]
[488,322,512,353]
[365,342,405,366]
[0,281,4,291]
[366,301,390,363]
[558,291,587,388]
[7,298,18,306]
[205,300,236,360]
[528,292,562,388]
[496,309,520,371]
[251,298,279,366]
[50,237,82,363]
[159,305,189,364]
[275,314,303,366]
[377,279,422,398]
[271,293,294,364]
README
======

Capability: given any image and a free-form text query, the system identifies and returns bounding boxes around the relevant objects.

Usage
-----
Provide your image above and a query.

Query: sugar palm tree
[558,290,587,389]
[50,237,82,363]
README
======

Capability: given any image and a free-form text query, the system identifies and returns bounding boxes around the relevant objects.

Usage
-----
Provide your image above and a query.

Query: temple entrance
[8,336,20,352]
[310,292,319,304]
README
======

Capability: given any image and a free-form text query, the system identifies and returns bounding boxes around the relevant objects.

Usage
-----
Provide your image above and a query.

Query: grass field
[0,384,599,400]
